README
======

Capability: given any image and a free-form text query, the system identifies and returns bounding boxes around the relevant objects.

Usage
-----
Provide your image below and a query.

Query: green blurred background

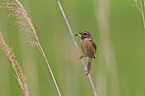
[0,0,145,96]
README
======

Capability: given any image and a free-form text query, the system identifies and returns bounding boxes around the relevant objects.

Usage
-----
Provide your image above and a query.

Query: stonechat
[75,31,97,75]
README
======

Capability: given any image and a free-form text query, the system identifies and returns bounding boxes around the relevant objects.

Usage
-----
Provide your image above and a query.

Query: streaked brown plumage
[75,31,97,75]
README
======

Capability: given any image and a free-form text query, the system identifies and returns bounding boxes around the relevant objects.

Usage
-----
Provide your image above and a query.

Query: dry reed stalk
[134,0,145,30]
[93,0,120,95]
[1,0,61,96]
[0,32,29,96]
[57,0,97,96]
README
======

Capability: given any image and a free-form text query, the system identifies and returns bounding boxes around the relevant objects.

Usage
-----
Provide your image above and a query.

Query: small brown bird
[75,31,97,75]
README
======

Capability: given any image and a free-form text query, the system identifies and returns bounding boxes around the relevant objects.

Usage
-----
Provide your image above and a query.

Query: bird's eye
[84,33,87,35]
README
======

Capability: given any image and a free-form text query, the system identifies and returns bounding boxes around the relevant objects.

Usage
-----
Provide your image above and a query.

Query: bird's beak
[75,33,81,37]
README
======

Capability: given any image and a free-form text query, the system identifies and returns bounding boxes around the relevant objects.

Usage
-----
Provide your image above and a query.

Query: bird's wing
[91,40,97,53]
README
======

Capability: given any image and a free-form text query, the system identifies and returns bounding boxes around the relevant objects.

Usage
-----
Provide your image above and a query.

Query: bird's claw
[85,69,89,76]
[80,55,84,59]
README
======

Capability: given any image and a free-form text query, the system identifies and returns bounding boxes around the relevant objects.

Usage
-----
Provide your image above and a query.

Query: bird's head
[75,31,92,40]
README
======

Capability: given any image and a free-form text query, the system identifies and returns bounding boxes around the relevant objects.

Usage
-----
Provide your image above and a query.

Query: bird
[75,31,97,75]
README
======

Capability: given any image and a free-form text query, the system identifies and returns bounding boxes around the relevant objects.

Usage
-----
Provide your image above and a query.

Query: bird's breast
[81,40,95,58]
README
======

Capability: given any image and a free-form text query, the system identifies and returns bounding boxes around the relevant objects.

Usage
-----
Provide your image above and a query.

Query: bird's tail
[86,58,92,75]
